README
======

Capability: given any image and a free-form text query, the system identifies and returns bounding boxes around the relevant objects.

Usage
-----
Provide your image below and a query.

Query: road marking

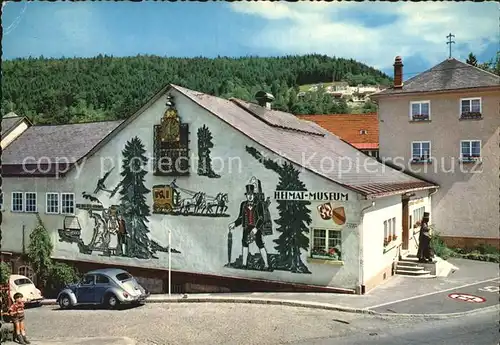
[448,293,485,303]
[478,286,500,293]
[366,277,499,310]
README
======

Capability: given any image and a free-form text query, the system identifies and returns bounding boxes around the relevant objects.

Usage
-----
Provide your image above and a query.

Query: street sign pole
[168,228,171,297]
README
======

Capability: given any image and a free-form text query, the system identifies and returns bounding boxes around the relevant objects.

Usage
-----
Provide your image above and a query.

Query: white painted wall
[2,89,365,290]
[361,190,430,284]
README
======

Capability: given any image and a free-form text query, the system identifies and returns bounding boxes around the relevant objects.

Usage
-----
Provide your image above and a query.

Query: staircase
[396,254,433,277]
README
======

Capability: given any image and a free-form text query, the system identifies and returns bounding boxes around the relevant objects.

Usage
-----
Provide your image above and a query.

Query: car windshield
[116,272,133,282]
[14,278,32,286]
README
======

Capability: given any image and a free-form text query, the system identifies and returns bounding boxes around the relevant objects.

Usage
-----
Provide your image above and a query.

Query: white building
[1,85,436,294]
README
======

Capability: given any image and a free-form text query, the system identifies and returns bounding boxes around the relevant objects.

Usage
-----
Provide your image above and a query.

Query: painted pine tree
[119,136,152,259]
[273,162,312,273]
[197,125,220,178]
[245,146,311,274]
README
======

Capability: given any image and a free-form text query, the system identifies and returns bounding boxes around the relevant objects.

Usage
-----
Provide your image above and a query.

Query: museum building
[1,85,437,294]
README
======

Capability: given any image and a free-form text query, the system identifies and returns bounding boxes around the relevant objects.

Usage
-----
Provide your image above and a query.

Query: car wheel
[105,294,119,309]
[59,294,71,309]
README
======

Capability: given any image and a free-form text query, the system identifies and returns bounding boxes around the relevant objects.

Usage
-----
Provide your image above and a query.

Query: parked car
[9,275,44,306]
[56,268,150,309]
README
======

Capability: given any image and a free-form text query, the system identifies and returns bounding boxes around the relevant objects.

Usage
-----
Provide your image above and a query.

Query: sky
[2,1,499,78]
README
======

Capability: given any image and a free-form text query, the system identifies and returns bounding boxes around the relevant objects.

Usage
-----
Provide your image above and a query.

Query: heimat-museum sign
[274,191,349,202]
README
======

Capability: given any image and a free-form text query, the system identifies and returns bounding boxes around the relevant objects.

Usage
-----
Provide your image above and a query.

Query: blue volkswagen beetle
[56,268,149,309]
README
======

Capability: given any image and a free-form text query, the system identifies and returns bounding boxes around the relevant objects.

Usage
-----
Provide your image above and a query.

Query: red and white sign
[448,293,486,303]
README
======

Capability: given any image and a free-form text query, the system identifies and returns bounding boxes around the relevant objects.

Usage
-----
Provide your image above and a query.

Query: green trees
[27,214,54,289]
[1,54,392,123]
[25,214,79,295]
[466,53,478,66]
[119,137,153,259]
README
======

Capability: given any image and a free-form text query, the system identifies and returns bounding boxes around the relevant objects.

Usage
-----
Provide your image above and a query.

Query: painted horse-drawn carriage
[152,182,229,217]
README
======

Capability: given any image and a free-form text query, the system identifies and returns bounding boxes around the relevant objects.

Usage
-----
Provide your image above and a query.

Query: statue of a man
[417,212,434,263]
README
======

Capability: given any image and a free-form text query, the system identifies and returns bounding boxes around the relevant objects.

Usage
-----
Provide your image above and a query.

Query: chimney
[255,91,275,110]
[393,56,403,89]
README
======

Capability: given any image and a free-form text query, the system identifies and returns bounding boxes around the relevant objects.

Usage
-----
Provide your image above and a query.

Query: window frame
[60,192,76,215]
[383,217,397,246]
[24,192,37,213]
[11,192,24,212]
[409,100,431,121]
[46,192,60,214]
[459,97,482,117]
[411,141,432,163]
[413,206,425,228]
[460,140,482,162]
[310,228,342,261]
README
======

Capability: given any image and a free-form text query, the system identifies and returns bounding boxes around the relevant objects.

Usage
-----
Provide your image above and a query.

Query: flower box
[411,114,430,121]
[460,155,481,163]
[460,111,482,119]
[411,158,431,164]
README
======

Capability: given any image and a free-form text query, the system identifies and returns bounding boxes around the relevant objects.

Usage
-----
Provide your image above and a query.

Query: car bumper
[25,298,44,305]
[122,293,149,304]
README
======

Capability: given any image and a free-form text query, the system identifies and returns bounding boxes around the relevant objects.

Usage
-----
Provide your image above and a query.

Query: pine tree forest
[1,54,392,125]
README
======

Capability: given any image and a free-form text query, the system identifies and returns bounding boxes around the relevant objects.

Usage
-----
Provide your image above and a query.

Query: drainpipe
[358,200,376,294]
[428,188,438,224]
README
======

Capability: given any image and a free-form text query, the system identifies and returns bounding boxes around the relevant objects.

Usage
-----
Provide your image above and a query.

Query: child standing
[9,292,30,344]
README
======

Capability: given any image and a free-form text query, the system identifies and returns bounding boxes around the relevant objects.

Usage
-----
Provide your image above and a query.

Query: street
[290,308,500,345]
[20,303,499,345]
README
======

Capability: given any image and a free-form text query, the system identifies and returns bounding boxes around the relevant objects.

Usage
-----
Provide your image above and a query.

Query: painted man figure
[417,212,434,263]
[117,214,128,256]
[228,184,272,271]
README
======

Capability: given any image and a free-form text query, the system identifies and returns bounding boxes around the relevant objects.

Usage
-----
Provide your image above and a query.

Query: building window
[411,141,431,163]
[18,265,35,281]
[410,101,430,121]
[61,193,75,215]
[311,229,342,260]
[460,140,481,162]
[413,206,425,228]
[360,130,367,135]
[383,217,397,246]
[0,191,3,211]
[46,193,60,214]
[460,98,482,119]
[25,192,37,213]
[11,192,24,212]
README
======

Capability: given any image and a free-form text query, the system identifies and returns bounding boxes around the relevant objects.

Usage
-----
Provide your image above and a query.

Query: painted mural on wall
[317,203,347,225]
[152,179,229,217]
[224,146,312,274]
[197,125,220,178]
[58,136,181,259]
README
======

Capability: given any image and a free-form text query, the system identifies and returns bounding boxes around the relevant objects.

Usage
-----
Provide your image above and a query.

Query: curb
[40,296,500,319]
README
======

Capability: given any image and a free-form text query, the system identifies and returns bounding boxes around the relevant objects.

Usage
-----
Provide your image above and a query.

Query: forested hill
[1,54,391,125]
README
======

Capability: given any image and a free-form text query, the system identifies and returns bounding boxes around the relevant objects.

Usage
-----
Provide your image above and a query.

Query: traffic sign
[448,293,486,303]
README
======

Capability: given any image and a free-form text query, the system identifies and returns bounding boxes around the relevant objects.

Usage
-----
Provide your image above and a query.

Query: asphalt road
[289,308,500,345]
[22,303,389,345]
[370,278,500,314]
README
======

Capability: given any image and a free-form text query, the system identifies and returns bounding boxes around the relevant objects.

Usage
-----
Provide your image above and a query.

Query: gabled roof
[2,120,123,174]
[172,85,436,198]
[3,84,436,197]
[373,58,500,96]
[297,114,379,150]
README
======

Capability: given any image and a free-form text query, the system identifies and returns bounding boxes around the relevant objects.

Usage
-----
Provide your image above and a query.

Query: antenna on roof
[446,33,455,59]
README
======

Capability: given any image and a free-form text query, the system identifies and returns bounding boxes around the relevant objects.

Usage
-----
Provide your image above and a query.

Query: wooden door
[402,198,409,250]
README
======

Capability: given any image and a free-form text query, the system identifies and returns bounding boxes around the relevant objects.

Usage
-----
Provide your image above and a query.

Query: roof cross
[446,33,455,59]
